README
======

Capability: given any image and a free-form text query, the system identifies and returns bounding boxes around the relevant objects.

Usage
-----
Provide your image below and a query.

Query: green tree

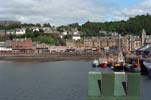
[37,36,55,44]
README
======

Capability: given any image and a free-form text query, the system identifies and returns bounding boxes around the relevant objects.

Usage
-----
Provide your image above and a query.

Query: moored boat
[112,52,125,72]
[92,59,99,68]
[125,58,141,73]
[132,58,141,72]
[98,58,108,68]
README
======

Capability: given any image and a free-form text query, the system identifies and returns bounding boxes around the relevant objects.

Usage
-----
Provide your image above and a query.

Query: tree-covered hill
[79,14,151,36]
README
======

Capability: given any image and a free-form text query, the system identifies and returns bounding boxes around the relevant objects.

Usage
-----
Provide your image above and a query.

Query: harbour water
[0,60,150,100]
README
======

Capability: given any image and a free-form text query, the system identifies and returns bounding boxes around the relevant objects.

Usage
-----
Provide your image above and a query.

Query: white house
[32,27,40,32]
[49,46,58,52]
[73,31,79,35]
[0,46,12,51]
[6,30,15,35]
[56,46,66,52]
[61,31,68,36]
[42,27,53,33]
[49,46,67,52]
[15,28,26,35]
[72,34,81,41]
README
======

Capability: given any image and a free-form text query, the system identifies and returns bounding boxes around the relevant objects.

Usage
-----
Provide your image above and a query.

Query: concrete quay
[0,52,103,61]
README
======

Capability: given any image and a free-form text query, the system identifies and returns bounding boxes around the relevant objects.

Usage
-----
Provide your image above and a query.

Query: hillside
[80,14,151,36]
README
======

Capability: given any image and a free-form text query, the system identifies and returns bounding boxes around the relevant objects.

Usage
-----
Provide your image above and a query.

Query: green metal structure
[88,72,140,100]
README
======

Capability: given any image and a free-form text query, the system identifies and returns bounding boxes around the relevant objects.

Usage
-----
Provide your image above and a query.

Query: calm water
[0,61,150,100]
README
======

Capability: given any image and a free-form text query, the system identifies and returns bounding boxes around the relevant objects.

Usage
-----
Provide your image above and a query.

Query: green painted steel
[127,73,140,96]
[114,72,126,96]
[88,72,140,100]
[102,73,114,96]
[88,96,140,100]
[88,72,102,96]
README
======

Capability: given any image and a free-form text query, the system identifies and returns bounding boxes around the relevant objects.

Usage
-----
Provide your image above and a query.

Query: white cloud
[0,0,150,25]
[112,0,151,21]
[0,0,110,25]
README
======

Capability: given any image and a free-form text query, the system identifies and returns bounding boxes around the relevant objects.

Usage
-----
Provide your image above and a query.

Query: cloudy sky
[0,0,150,25]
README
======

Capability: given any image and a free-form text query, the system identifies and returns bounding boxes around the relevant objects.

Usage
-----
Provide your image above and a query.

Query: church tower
[141,29,147,46]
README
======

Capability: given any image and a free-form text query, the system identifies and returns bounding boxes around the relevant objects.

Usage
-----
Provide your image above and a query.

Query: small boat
[125,58,141,73]
[92,59,99,68]
[113,63,125,72]
[112,52,125,72]
[132,58,141,72]
[143,61,151,78]
[125,63,133,72]
[98,58,108,68]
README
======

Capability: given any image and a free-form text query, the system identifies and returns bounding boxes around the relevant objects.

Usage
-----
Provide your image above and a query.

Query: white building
[6,30,15,35]
[73,31,79,35]
[42,27,53,33]
[49,46,67,52]
[0,46,12,51]
[56,46,66,52]
[32,27,40,32]
[61,31,68,35]
[49,46,57,52]
[15,28,26,35]
[72,34,81,41]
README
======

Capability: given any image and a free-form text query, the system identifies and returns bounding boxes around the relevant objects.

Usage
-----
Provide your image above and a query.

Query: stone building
[35,43,50,53]
[66,29,149,53]
[83,37,93,48]
[66,40,76,49]
[12,38,33,53]
[84,36,118,49]
[141,29,147,46]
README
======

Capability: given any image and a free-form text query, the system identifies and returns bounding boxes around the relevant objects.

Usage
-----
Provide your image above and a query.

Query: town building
[136,44,151,57]
[49,46,58,53]
[83,36,118,51]
[12,38,33,53]
[0,30,5,35]
[32,27,40,32]
[121,35,142,52]
[61,31,68,36]
[35,43,50,53]
[83,37,93,48]
[15,28,26,35]
[72,34,81,41]
[66,40,76,48]
[0,42,12,52]
[49,46,67,53]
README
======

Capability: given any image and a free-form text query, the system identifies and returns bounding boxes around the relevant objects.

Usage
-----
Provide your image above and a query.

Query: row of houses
[0,26,59,35]
[0,38,84,54]
[0,29,150,54]
[66,29,151,53]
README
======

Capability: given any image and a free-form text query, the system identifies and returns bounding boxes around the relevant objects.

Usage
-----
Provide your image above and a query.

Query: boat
[132,58,141,72]
[98,58,108,68]
[112,52,125,72]
[125,58,141,73]
[92,59,99,68]
[143,60,151,78]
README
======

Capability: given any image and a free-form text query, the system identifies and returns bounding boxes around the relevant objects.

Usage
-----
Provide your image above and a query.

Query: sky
[0,0,150,26]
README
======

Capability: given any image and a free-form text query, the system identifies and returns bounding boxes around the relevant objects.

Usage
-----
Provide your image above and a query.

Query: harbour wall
[0,52,103,61]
